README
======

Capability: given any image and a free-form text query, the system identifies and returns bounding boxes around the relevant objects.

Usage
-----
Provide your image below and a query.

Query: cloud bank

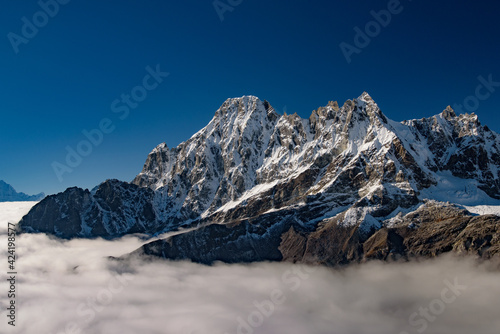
[1,202,499,334]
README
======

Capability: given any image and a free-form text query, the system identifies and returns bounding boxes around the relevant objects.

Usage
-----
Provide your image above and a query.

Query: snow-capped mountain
[0,180,44,202]
[18,93,500,263]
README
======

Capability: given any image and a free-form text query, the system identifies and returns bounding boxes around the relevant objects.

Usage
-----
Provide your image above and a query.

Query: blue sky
[1,0,499,196]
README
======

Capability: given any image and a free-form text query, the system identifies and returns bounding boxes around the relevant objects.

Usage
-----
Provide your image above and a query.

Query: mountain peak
[327,100,340,111]
[224,95,261,104]
[151,142,168,153]
[0,180,45,202]
[351,92,387,124]
[441,105,457,120]
[359,91,374,102]
[213,95,280,125]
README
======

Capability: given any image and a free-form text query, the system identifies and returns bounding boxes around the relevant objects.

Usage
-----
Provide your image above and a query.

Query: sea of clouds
[1,202,499,334]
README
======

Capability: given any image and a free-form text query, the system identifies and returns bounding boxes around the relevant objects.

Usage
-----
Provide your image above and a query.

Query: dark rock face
[279,227,308,263]
[18,180,159,239]
[0,180,45,202]
[17,93,500,264]
[137,216,288,264]
[17,187,89,238]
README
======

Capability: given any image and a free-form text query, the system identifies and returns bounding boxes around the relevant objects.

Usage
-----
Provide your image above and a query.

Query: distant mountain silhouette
[0,180,45,202]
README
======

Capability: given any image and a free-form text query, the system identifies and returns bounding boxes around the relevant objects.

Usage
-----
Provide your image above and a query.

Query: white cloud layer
[1,202,499,334]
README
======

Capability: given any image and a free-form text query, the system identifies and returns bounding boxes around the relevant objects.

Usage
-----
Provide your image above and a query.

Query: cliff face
[18,181,158,238]
[279,201,500,266]
[17,93,500,264]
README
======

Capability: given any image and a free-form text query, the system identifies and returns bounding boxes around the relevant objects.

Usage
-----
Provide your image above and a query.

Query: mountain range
[17,93,500,264]
[0,180,44,202]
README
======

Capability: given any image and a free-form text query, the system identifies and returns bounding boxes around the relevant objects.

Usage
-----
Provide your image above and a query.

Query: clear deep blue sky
[1,0,499,196]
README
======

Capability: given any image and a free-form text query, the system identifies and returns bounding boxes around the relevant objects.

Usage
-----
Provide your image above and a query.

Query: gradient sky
[1,0,499,196]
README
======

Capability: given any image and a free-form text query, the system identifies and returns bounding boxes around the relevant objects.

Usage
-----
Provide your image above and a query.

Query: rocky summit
[18,93,500,264]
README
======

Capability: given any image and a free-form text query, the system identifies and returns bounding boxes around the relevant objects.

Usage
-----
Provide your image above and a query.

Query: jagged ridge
[17,94,500,264]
